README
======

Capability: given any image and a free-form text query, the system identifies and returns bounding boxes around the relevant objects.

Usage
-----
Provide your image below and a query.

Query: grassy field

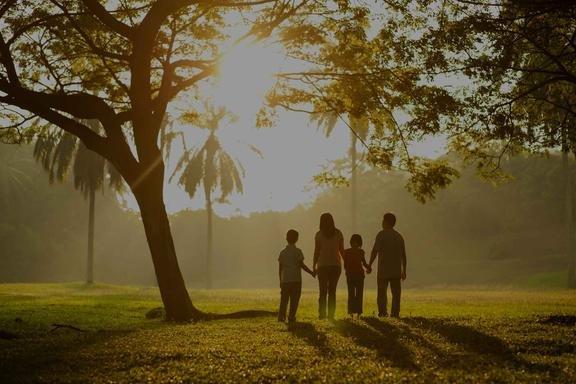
[0,284,575,383]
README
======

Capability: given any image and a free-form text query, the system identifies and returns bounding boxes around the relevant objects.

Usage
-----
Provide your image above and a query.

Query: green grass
[1,284,575,383]
[513,271,568,289]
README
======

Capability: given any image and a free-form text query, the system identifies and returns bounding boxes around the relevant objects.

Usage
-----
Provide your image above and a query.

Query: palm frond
[50,132,77,183]
[106,161,124,192]
[170,150,192,183]
[203,134,219,192]
[178,150,205,198]
[311,111,339,137]
[33,134,58,177]
[73,140,105,199]
[226,152,244,194]
[350,114,370,140]
[33,121,121,196]
[217,152,235,201]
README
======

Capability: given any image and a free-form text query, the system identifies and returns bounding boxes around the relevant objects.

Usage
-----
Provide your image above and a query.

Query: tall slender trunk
[132,172,201,321]
[204,185,213,290]
[350,132,358,234]
[563,127,576,288]
[86,187,95,284]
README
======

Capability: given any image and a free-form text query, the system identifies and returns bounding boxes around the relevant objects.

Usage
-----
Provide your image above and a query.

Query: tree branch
[0,0,16,19]
[170,59,215,71]
[0,33,20,86]
[0,94,107,155]
[493,76,573,109]
[51,1,129,62]
[81,0,132,38]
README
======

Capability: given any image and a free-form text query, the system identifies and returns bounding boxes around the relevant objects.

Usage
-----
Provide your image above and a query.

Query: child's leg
[288,282,302,322]
[357,277,365,315]
[278,283,289,321]
[346,277,355,315]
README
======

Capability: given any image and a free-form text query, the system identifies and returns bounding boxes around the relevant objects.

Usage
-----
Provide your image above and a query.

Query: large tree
[0,1,487,320]
[0,0,318,321]
[421,0,576,286]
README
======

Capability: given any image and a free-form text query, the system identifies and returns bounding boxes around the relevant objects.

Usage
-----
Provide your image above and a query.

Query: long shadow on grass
[287,322,332,354]
[402,317,514,358]
[401,317,558,374]
[0,329,133,380]
[364,317,445,359]
[335,319,418,370]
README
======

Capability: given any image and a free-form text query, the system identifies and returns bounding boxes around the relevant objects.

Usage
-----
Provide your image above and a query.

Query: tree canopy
[2,0,576,318]
[422,1,576,171]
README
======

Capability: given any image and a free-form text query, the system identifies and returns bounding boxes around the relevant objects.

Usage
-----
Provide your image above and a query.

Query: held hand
[401,271,406,281]
[365,266,372,274]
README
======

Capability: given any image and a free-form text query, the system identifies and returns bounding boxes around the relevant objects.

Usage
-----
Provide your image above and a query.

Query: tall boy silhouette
[368,213,407,318]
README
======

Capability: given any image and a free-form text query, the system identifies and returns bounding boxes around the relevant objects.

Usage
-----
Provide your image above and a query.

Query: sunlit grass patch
[0,284,575,383]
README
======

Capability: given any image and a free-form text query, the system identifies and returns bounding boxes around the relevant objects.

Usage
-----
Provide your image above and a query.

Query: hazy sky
[149,114,447,217]
[0,5,447,218]
[118,39,447,217]
[120,41,447,217]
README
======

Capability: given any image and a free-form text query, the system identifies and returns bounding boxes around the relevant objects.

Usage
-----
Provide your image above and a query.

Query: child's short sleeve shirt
[279,245,304,283]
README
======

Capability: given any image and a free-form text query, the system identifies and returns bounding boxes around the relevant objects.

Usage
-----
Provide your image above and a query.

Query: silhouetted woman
[313,212,345,320]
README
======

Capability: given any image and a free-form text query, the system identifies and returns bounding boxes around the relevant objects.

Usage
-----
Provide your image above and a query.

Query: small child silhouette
[278,229,315,323]
[343,234,369,318]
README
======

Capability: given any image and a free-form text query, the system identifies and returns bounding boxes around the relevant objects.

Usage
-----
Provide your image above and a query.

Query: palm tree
[172,105,252,289]
[312,112,370,233]
[33,120,123,284]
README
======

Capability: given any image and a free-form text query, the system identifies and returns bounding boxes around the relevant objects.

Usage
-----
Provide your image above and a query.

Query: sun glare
[213,41,282,115]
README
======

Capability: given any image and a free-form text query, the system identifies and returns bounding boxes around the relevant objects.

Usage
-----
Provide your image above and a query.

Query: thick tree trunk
[132,174,202,321]
[205,186,213,289]
[86,188,95,284]
[350,133,358,234]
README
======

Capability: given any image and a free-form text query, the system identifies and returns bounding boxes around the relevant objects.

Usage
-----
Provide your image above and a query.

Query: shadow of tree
[287,322,332,354]
[0,329,134,379]
[335,319,418,370]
